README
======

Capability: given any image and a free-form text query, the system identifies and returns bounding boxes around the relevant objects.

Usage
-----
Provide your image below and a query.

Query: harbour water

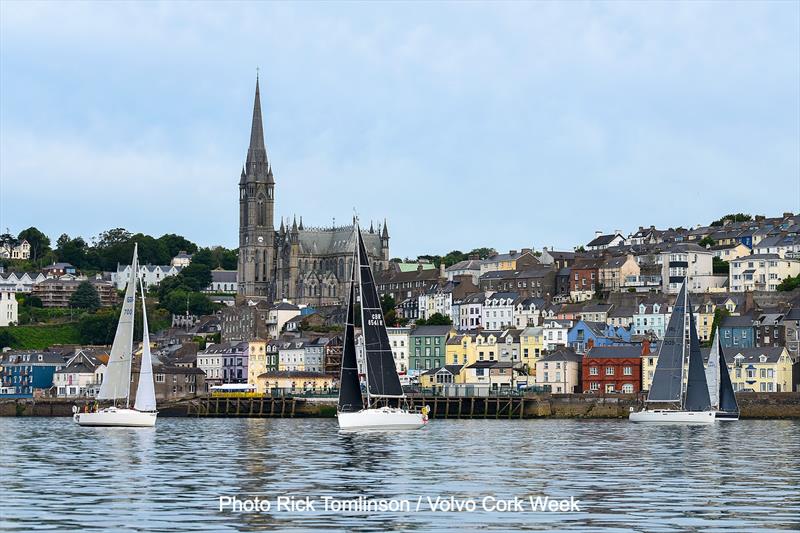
[1,418,799,531]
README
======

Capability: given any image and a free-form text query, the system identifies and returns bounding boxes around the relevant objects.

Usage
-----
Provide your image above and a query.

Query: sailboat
[629,280,715,424]
[337,223,428,431]
[74,244,158,427]
[705,329,739,421]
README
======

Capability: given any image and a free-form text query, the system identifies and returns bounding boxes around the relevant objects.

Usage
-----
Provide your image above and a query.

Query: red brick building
[582,344,648,394]
[569,258,603,294]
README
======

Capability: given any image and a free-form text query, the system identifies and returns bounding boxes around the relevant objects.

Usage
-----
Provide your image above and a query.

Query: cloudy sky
[1,1,798,258]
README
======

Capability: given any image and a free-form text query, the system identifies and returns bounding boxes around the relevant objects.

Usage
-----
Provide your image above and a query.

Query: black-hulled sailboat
[705,329,739,421]
[337,223,428,430]
[629,280,715,424]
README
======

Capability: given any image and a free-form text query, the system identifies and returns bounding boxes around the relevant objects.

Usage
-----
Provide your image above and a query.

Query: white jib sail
[134,278,157,412]
[705,329,721,410]
[97,244,138,401]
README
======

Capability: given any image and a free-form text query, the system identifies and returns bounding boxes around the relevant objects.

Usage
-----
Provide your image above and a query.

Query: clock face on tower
[258,236,264,243]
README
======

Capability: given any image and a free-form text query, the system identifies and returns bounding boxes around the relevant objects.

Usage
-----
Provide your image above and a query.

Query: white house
[418,283,453,321]
[0,291,19,326]
[659,244,718,294]
[279,340,308,371]
[53,351,105,398]
[0,239,30,260]
[513,297,545,329]
[0,271,46,292]
[171,251,193,267]
[111,264,183,290]
[729,254,800,292]
[752,234,800,259]
[266,301,302,337]
[541,319,571,351]
[456,292,485,331]
[205,269,238,294]
[387,326,411,373]
[482,291,518,331]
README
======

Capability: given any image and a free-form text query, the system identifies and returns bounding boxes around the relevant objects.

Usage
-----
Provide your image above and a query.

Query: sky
[1,1,798,259]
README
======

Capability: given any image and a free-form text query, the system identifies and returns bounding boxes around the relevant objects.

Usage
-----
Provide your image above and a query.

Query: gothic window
[338,258,344,278]
[257,194,266,227]
[268,186,273,199]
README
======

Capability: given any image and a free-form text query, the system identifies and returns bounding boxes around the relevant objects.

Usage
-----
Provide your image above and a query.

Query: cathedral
[237,77,389,306]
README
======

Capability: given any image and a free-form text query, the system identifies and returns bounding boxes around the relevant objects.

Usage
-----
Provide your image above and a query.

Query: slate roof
[411,325,452,337]
[587,234,621,247]
[586,345,642,359]
[721,314,755,328]
[211,270,237,283]
[726,347,787,364]
[538,348,582,363]
[296,225,382,257]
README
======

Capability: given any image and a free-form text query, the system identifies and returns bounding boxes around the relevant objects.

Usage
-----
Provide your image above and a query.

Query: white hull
[73,407,158,427]
[338,407,427,431]
[629,409,715,424]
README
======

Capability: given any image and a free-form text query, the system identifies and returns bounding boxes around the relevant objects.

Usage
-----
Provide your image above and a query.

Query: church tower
[238,76,275,299]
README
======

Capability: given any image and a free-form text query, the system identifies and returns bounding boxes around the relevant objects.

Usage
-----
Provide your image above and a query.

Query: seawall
[3,392,799,419]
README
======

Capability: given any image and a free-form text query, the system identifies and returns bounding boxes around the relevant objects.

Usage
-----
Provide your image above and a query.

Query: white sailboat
[629,280,715,424]
[337,223,428,431]
[74,244,158,427]
[705,329,740,421]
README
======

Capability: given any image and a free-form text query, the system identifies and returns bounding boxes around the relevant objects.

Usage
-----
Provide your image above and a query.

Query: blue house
[568,320,631,354]
[0,352,64,397]
[719,314,755,349]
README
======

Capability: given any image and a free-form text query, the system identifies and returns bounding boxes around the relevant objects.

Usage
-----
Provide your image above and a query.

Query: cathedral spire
[298,216,304,231]
[382,219,389,239]
[245,74,271,183]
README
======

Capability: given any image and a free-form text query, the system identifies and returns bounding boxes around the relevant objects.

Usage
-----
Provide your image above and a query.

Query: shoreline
[2,392,799,419]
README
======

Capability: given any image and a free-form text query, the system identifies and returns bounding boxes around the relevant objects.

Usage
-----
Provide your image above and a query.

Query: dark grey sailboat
[705,329,740,421]
[629,280,716,423]
[336,223,428,430]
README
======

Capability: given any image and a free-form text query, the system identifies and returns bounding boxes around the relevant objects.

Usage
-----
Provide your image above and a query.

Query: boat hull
[629,409,715,424]
[338,407,427,431]
[73,407,158,427]
[715,411,739,421]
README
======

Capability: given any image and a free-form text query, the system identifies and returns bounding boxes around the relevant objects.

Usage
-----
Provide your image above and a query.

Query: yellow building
[246,339,269,392]
[520,326,545,375]
[445,335,471,366]
[256,371,335,394]
[728,347,794,393]
[694,302,716,343]
[420,365,464,389]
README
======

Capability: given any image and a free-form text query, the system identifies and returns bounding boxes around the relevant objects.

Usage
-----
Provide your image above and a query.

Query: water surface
[1,418,798,531]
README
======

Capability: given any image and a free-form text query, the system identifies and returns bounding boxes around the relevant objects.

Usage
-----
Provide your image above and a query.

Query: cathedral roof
[296,225,382,257]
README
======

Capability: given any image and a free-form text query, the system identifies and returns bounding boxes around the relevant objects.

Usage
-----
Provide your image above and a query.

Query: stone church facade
[237,77,389,305]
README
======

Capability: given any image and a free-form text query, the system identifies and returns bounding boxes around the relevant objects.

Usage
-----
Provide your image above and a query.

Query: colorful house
[520,326,545,374]
[567,320,631,355]
[719,314,755,349]
[420,365,464,390]
[725,347,794,392]
[582,345,646,394]
[534,348,582,393]
[0,351,64,397]
[409,325,455,375]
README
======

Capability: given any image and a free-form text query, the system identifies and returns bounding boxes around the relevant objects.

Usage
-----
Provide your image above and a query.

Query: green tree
[70,281,101,311]
[712,257,730,275]
[55,234,88,268]
[710,213,752,227]
[179,262,212,291]
[467,247,496,259]
[709,307,730,343]
[698,236,716,248]
[0,330,16,349]
[380,294,396,314]
[23,295,43,308]
[17,227,51,263]
[777,275,800,292]
[442,250,467,268]
[424,312,452,325]
[78,309,118,344]
[157,233,198,257]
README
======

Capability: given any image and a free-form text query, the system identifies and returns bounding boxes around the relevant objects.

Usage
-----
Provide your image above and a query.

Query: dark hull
[715,411,739,421]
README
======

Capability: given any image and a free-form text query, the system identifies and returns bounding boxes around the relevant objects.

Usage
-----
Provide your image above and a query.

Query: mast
[354,223,371,407]
[679,281,688,409]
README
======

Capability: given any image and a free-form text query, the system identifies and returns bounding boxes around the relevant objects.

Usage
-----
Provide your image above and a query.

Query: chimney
[522,248,532,254]
[783,212,794,218]
[595,230,602,238]
[509,250,517,256]
[641,340,651,357]
[614,229,621,235]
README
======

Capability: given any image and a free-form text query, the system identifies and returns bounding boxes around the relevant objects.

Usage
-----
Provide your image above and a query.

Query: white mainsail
[97,244,138,402]
[705,329,721,410]
[134,278,157,412]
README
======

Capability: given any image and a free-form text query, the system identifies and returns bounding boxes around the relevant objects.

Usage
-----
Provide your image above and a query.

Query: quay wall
[2,392,799,419]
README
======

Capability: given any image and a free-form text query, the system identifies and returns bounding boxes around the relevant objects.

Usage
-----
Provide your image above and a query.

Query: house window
[605,366,615,376]
[623,366,632,376]
[155,374,165,383]
[622,383,634,393]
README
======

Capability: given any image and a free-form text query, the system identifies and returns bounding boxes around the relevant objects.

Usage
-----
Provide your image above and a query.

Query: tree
[442,250,467,268]
[712,257,730,275]
[158,233,198,257]
[777,275,800,292]
[23,295,43,308]
[70,281,101,311]
[0,330,16,349]
[698,236,715,248]
[467,247,496,259]
[710,213,752,227]
[708,307,730,344]
[424,313,452,325]
[56,234,88,268]
[179,262,212,291]
[380,294,396,314]
[78,310,118,344]
[17,227,50,263]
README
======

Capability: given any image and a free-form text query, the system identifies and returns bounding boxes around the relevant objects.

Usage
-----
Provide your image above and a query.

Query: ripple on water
[1,418,799,532]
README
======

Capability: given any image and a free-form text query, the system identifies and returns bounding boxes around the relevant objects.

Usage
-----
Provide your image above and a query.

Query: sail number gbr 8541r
[367,313,383,326]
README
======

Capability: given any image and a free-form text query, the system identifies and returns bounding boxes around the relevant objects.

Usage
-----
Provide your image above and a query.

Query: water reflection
[1,418,798,531]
